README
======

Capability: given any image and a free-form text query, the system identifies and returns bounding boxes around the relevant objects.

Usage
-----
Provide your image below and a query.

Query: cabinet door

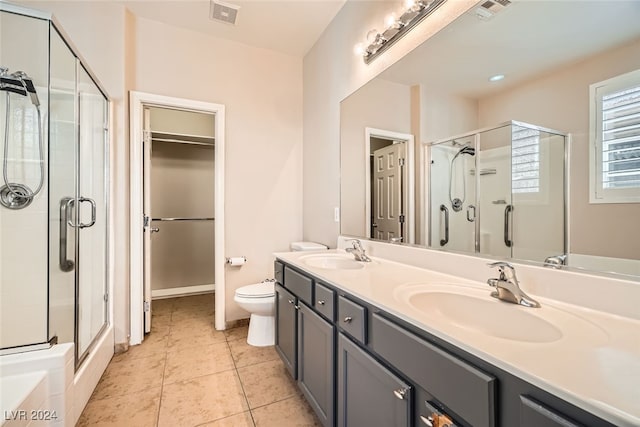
[337,333,411,427]
[275,284,297,379]
[298,303,335,427]
[520,396,581,427]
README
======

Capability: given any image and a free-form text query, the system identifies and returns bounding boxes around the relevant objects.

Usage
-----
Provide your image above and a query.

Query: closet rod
[151,217,215,222]
[152,138,214,147]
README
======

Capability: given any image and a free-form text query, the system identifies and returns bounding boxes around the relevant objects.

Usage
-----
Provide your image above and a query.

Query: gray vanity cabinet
[275,283,297,379]
[297,302,335,427]
[337,333,412,427]
[520,396,581,427]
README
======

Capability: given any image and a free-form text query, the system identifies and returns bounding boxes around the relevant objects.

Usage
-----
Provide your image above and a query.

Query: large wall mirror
[340,0,640,279]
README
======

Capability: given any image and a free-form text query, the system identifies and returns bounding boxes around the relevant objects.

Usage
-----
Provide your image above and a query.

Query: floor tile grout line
[155,348,169,427]
[227,340,258,427]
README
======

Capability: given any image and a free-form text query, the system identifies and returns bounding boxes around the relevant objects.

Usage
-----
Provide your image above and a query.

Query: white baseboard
[152,284,215,299]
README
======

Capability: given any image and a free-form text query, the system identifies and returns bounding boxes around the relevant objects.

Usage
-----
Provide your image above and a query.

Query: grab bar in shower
[440,204,449,246]
[59,197,74,272]
[504,204,513,248]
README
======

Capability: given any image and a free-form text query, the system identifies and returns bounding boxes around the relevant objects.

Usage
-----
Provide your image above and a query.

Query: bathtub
[0,325,113,426]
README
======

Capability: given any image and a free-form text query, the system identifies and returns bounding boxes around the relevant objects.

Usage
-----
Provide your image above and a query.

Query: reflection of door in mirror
[364,128,415,244]
[372,141,405,241]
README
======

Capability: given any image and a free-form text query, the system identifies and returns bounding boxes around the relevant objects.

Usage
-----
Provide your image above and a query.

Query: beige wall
[132,16,303,322]
[340,78,411,238]
[303,0,476,248]
[478,39,640,260]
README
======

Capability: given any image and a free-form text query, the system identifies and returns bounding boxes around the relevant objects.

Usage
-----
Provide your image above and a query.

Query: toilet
[234,241,328,347]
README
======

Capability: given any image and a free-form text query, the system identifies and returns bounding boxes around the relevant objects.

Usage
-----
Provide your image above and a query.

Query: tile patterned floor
[77,294,321,427]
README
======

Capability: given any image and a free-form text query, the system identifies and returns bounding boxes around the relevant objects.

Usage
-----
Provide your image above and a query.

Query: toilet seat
[235,281,275,298]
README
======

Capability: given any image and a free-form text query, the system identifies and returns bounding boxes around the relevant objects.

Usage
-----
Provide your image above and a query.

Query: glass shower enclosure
[429,121,567,264]
[0,4,109,368]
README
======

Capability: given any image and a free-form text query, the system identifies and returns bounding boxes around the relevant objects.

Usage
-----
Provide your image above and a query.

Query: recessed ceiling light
[489,74,505,82]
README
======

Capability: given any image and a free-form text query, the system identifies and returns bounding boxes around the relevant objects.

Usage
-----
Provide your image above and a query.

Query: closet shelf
[151,131,214,147]
[151,217,214,222]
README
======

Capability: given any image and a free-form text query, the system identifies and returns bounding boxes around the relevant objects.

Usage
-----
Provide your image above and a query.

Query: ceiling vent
[473,0,512,20]
[210,0,240,25]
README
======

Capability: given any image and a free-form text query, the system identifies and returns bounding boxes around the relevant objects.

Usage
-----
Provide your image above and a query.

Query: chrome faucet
[487,262,540,308]
[345,239,372,262]
[544,254,567,269]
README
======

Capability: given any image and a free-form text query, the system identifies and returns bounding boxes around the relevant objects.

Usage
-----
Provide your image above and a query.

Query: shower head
[12,71,40,107]
[458,146,475,156]
[0,70,27,97]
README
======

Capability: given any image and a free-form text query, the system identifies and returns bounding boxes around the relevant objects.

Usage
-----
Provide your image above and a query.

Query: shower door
[429,138,476,252]
[477,125,513,258]
[76,65,108,361]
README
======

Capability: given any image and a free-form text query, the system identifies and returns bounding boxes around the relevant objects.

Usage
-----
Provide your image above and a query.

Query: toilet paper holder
[226,256,247,266]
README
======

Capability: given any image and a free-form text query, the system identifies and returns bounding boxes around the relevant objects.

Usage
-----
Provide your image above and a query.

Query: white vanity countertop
[274,250,640,427]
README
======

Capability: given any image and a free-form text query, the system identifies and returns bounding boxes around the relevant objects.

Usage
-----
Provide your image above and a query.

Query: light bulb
[354,43,365,56]
[404,0,416,9]
[489,74,505,82]
[366,29,379,44]
[385,13,397,28]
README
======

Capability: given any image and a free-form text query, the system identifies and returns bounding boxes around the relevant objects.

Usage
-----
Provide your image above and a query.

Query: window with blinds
[591,69,640,203]
[512,125,540,194]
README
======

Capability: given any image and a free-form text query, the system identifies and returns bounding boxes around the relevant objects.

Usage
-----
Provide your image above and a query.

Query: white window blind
[512,125,540,193]
[591,69,640,203]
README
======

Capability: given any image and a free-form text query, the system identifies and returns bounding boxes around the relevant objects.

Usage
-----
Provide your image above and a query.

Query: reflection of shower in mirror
[0,66,44,209]
[449,144,475,212]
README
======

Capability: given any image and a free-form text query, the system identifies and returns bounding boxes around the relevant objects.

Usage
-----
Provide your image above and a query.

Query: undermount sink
[299,253,365,270]
[393,283,600,344]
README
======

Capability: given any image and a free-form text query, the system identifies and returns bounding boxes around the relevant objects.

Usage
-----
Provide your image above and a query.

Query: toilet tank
[290,241,328,251]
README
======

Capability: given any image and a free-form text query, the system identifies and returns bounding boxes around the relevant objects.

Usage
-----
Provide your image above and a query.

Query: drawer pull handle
[343,316,353,323]
[393,388,407,400]
[288,299,295,305]
[419,415,434,426]
[317,300,326,305]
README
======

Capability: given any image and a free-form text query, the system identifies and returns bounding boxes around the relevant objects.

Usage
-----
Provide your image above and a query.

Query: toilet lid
[236,281,275,298]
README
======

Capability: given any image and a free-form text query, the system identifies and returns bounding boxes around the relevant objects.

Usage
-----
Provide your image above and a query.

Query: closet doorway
[130,92,225,345]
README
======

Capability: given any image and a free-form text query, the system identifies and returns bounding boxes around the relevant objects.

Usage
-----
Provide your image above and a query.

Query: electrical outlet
[334,207,340,222]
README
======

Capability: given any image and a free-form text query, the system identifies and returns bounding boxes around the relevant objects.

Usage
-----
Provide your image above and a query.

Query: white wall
[303,0,477,248]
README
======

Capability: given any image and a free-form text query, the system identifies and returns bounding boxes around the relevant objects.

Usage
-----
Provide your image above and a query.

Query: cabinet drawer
[284,266,313,305]
[520,396,581,427]
[371,314,496,427]
[337,296,366,344]
[314,282,335,321]
[274,261,284,285]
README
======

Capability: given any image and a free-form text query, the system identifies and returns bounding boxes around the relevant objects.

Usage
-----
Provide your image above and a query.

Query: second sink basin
[394,283,607,345]
[407,288,561,343]
[299,253,365,270]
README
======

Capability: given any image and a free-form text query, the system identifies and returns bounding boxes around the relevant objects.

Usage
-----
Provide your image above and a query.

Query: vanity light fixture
[489,74,505,82]
[356,0,446,64]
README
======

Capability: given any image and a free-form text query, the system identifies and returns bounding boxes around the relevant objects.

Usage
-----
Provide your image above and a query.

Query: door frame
[364,128,415,244]
[129,91,226,345]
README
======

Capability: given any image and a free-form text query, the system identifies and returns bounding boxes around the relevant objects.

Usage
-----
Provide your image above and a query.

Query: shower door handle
[504,204,513,247]
[439,204,449,246]
[466,205,476,222]
[78,197,97,229]
[59,197,75,272]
